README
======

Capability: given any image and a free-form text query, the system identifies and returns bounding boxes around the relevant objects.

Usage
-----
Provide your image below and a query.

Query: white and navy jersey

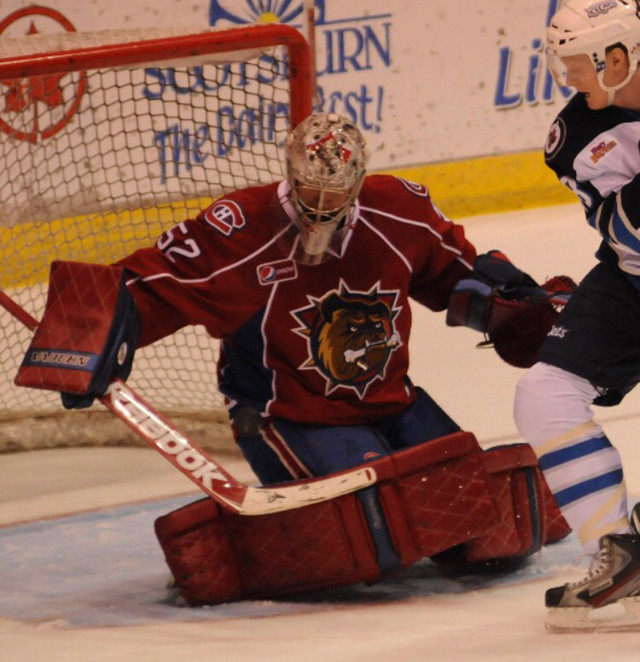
[117,175,476,426]
[545,92,640,281]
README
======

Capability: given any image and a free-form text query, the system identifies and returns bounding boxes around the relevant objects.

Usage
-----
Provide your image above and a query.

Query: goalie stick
[0,289,376,515]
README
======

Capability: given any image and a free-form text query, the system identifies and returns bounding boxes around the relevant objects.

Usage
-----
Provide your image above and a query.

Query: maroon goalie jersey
[117,175,476,425]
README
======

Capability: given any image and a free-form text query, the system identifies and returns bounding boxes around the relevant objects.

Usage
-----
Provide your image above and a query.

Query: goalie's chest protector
[260,217,415,424]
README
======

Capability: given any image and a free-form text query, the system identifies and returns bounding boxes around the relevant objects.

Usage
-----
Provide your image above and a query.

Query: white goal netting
[0,24,312,451]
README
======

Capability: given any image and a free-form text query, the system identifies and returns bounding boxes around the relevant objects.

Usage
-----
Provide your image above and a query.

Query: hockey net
[0,24,312,452]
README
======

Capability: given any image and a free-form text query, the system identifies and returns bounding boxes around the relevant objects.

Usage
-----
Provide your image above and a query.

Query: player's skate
[545,504,640,633]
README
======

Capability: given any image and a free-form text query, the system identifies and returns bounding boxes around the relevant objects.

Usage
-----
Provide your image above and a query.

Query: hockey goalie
[14,112,573,606]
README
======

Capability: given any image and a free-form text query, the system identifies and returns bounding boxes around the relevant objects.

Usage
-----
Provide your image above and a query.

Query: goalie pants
[230,386,460,485]
[230,388,461,573]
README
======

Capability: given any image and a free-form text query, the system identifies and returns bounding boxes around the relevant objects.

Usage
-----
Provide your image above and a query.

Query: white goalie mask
[285,112,368,262]
[546,0,640,101]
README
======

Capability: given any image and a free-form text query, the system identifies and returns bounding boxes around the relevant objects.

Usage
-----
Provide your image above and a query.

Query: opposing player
[514,0,640,632]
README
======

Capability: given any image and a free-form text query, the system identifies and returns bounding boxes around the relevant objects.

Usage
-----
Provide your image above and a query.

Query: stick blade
[239,467,378,515]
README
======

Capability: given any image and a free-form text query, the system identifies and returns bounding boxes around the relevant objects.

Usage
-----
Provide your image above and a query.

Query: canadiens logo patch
[545,118,566,159]
[257,259,298,285]
[397,178,429,197]
[291,280,402,398]
[203,200,246,236]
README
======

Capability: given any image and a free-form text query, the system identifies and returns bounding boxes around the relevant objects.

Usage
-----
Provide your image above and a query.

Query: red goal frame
[0,23,314,451]
[0,23,313,126]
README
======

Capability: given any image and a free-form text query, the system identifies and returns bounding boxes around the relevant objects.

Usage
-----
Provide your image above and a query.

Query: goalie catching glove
[446,250,576,368]
[15,260,140,409]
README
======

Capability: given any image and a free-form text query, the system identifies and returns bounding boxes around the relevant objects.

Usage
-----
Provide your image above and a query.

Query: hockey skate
[545,504,640,633]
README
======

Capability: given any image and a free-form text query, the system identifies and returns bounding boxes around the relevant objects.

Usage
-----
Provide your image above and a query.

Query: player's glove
[473,250,543,300]
[61,276,139,409]
[15,261,140,409]
[446,251,576,368]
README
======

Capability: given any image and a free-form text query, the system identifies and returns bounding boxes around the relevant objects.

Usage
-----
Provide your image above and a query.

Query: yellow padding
[3,149,576,289]
[1,197,214,290]
[380,150,576,219]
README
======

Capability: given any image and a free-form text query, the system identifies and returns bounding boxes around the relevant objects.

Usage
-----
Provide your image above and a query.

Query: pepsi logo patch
[257,259,298,285]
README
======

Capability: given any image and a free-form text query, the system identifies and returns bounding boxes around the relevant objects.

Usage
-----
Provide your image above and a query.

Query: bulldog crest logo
[291,280,402,397]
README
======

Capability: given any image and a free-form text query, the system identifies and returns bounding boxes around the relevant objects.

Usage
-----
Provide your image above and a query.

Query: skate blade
[546,597,640,633]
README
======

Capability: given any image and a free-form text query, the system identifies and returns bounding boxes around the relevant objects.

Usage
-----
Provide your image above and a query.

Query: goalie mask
[285,112,368,263]
[546,0,640,103]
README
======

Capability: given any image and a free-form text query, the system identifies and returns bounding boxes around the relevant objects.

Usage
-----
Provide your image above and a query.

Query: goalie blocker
[446,250,576,368]
[155,432,570,605]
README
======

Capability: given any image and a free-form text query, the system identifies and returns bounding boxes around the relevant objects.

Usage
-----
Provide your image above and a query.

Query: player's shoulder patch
[362,174,430,200]
[545,117,566,160]
[392,177,429,198]
[202,198,247,236]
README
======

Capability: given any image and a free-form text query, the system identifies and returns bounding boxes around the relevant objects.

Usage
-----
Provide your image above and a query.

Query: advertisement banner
[0,0,575,216]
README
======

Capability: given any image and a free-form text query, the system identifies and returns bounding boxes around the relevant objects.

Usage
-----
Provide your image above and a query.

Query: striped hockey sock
[535,426,632,553]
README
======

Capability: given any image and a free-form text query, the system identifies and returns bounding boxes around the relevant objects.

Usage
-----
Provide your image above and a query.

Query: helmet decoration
[546,0,640,100]
[284,112,369,261]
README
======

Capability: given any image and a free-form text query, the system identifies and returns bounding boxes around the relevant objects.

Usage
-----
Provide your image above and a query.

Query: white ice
[3,202,640,662]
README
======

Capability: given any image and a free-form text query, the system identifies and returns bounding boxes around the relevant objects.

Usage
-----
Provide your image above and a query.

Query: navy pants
[231,387,460,485]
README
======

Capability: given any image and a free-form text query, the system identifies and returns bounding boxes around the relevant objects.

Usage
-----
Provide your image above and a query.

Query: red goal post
[0,23,313,451]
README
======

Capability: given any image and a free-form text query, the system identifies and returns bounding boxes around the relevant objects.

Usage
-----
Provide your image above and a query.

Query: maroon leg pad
[452,444,570,563]
[378,432,500,560]
[155,493,381,605]
[539,466,572,544]
[155,431,501,605]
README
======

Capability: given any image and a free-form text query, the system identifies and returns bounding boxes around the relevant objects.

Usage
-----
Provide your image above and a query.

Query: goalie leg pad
[15,260,139,404]
[434,444,571,565]
[155,494,383,605]
[377,432,501,559]
[155,431,501,605]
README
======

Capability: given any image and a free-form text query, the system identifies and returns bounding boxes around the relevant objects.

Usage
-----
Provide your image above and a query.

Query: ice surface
[3,203,640,661]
